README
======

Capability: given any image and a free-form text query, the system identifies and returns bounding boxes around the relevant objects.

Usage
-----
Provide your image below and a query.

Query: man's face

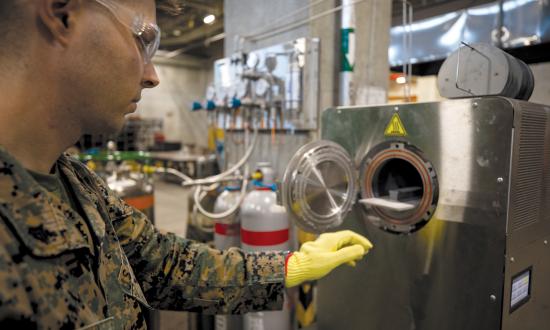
[60,0,160,135]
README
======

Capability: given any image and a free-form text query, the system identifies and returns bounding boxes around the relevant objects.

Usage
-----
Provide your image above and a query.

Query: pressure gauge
[236,80,249,99]
[265,55,277,73]
[255,78,270,97]
[206,86,216,100]
[247,52,260,69]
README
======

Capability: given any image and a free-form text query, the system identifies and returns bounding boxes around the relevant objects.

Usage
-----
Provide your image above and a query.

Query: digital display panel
[510,268,532,312]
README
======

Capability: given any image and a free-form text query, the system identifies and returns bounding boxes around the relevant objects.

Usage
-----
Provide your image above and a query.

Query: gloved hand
[285,230,373,288]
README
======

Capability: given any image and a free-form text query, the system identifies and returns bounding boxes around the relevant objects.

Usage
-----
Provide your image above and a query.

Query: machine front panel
[317,97,514,330]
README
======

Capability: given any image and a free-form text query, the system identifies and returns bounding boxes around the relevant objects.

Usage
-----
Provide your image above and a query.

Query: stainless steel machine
[282,96,550,329]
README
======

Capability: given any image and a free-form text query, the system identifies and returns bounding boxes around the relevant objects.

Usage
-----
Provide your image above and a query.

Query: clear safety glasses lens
[95,0,161,64]
[133,19,161,63]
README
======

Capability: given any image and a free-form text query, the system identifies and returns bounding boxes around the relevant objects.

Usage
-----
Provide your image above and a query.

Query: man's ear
[37,0,80,47]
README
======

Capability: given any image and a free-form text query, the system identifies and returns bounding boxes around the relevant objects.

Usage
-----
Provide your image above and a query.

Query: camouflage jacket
[0,148,286,329]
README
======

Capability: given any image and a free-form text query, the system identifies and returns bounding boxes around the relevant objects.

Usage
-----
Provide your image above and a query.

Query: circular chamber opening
[360,142,438,234]
[372,158,424,213]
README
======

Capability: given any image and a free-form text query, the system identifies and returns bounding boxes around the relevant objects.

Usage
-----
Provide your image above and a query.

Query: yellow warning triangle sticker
[384,113,408,137]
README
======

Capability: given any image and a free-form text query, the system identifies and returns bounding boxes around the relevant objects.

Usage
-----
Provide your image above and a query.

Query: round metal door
[281,140,357,233]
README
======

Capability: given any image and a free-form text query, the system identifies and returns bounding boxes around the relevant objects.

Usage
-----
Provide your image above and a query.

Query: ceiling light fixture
[203,14,216,25]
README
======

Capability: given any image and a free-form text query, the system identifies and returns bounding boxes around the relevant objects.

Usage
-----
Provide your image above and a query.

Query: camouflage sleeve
[114,208,286,314]
[92,175,286,314]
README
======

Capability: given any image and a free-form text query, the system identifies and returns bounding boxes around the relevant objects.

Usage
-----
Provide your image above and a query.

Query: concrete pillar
[352,0,392,105]
[309,0,392,109]
[309,0,340,120]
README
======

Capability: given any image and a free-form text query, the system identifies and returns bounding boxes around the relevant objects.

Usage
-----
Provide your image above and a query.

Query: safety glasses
[93,0,161,63]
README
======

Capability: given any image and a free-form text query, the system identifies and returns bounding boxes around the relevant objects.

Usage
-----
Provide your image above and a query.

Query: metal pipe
[340,0,356,106]
[154,119,259,187]
[246,0,367,43]
[193,171,249,220]
[161,33,226,59]
[496,0,505,48]
[183,124,258,186]
[408,3,413,94]
[242,0,329,43]
[401,0,413,102]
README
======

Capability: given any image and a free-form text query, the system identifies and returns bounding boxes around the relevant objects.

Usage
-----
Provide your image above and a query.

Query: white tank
[213,186,243,330]
[240,185,289,251]
[241,164,290,330]
[213,186,242,249]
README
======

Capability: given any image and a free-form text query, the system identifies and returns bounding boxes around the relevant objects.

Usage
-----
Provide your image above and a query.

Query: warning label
[384,113,408,137]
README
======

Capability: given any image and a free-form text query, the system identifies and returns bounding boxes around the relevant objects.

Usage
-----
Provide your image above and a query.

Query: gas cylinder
[240,164,290,330]
[213,186,243,330]
[213,186,242,250]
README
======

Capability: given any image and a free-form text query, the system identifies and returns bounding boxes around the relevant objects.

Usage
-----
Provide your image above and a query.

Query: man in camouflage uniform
[0,0,372,329]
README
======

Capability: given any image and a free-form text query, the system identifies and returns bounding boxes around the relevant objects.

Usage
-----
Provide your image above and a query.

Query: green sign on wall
[341,28,355,72]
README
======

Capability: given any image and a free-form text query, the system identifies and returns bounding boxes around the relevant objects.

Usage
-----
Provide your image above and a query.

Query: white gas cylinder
[240,164,290,330]
[213,186,242,250]
[213,186,243,330]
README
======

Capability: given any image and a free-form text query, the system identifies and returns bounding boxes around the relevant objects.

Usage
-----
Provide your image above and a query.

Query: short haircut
[0,0,24,60]
[0,1,21,30]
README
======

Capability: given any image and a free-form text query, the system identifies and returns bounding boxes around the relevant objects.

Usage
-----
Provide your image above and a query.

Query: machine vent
[544,109,550,224]
[511,105,547,231]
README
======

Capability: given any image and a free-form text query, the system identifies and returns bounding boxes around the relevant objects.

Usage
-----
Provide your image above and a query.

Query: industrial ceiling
[157,0,224,58]
[154,0,500,58]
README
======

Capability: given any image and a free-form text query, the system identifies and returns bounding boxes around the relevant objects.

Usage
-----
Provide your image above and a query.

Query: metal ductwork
[389,0,550,67]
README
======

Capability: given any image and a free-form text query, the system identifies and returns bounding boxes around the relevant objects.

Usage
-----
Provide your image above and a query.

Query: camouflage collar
[0,147,101,257]
[56,155,108,239]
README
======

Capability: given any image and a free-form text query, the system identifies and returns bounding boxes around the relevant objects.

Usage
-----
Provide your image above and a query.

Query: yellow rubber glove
[285,230,373,288]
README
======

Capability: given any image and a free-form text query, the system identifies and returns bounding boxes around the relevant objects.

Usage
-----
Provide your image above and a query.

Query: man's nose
[142,62,160,88]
